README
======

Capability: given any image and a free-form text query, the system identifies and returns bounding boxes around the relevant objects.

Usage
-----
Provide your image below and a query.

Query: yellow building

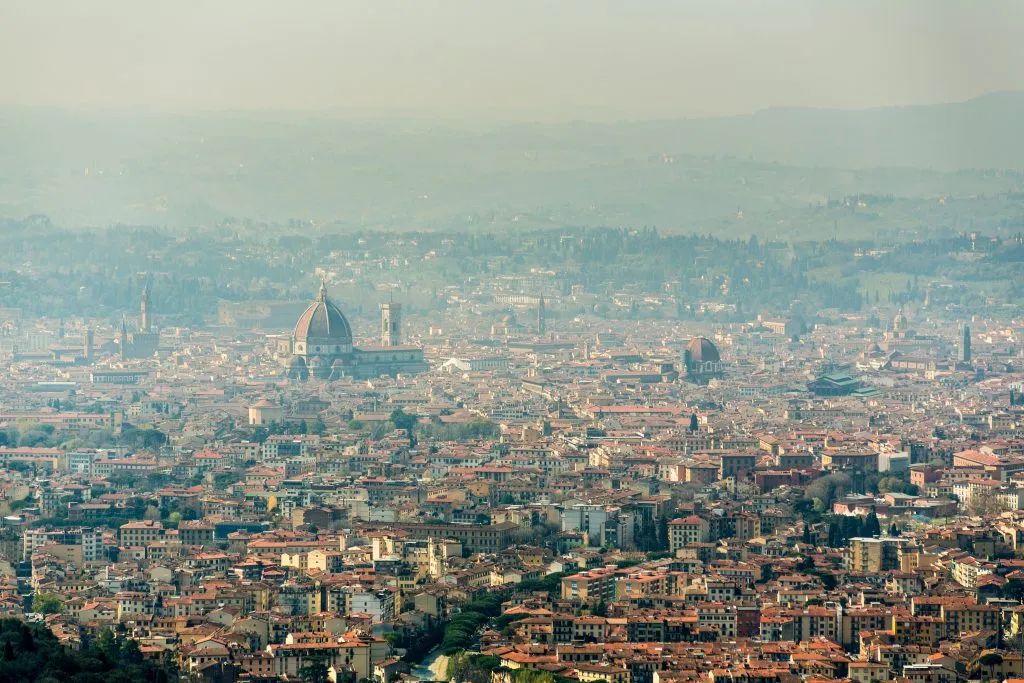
[847,537,916,573]
[668,515,710,550]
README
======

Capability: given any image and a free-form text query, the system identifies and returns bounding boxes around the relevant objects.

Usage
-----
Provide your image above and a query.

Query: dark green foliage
[863,510,882,537]
[446,652,503,683]
[440,594,504,654]
[299,656,330,683]
[803,473,852,509]
[31,594,62,615]
[213,472,241,490]
[0,619,177,683]
[389,409,419,446]
[635,517,659,552]
[119,426,167,450]
[875,474,919,496]
[495,613,530,630]
[389,409,417,433]
[823,513,885,548]
[514,572,564,595]
[416,419,499,442]
[0,217,1017,336]
[387,622,444,664]
[656,515,670,551]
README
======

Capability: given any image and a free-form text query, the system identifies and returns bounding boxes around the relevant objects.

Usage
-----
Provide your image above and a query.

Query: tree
[827,521,841,548]
[804,473,852,509]
[145,472,171,490]
[979,652,1003,680]
[842,515,863,541]
[213,472,240,490]
[889,522,899,536]
[970,489,1010,516]
[863,509,881,537]
[390,408,417,436]
[120,425,167,450]
[0,619,182,683]
[31,594,61,615]
[298,656,330,683]
[689,413,699,432]
[390,408,419,446]
[877,475,919,495]
[656,515,669,551]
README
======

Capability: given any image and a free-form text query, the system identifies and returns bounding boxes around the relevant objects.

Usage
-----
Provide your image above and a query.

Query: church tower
[537,295,546,337]
[119,317,128,361]
[380,302,401,347]
[140,277,152,333]
[961,324,972,364]
[82,327,94,361]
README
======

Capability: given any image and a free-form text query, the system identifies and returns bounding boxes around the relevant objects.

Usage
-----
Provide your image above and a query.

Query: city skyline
[1,5,1024,683]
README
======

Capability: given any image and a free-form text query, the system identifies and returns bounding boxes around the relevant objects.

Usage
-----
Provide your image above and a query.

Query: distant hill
[0,93,1022,230]
[600,91,1024,171]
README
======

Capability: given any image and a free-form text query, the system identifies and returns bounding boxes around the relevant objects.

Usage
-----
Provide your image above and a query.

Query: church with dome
[276,282,428,381]
[682,336,725,384]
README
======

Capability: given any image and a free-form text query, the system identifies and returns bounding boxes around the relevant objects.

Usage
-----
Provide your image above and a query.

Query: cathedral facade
[278,283,428,381]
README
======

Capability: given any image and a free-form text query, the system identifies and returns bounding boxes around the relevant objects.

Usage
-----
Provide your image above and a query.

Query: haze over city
[1,4,1024,683]
[3,1,1024,117]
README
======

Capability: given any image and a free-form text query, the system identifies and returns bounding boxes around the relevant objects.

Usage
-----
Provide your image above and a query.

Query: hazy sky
[2,0,1023,119]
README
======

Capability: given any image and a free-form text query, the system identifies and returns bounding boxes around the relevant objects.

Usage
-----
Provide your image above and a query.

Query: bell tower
[83,327,94,361]
[119,317,129,361]
[380,302,401,347]
[537,295,546,337]
[140,276,152,333]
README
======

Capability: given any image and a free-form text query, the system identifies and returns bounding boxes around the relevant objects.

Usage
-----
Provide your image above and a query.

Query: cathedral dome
[686,337,721,363]
[294,282,353,350]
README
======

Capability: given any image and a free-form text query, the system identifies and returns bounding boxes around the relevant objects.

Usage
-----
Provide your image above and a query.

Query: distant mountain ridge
[0,92,1022,228]
[723,91,1024,169]
[508,91,1024,171]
